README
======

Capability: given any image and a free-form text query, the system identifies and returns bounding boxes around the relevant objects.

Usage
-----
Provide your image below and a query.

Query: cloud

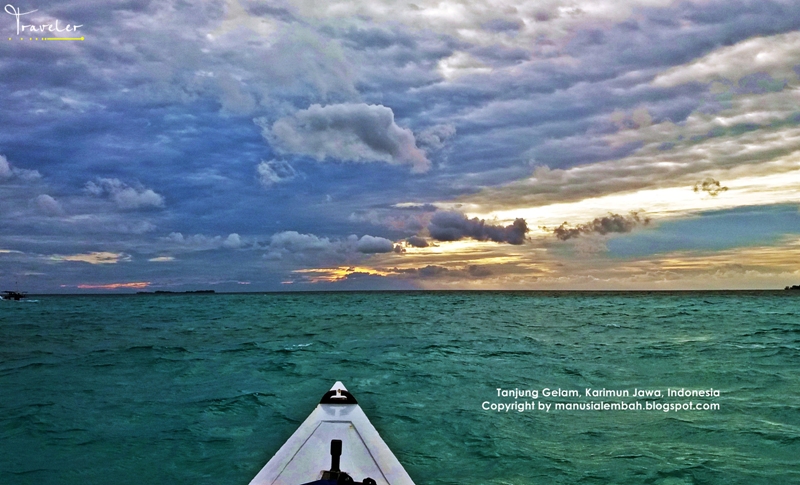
[552,212,650,241]
[0,156,11,179]
[223,233,244,249]
[416,124,457,151]
[76,282,150,290]
[268,231,334,253]
[290,265,395,283]
[347,209,430,232]
[653,31,800,87]
[289,0,678,51]
[610,106,652,130]
[263,103,431,172]
[694,178,729,197]
[406,235,429,247]
[256,159,298,187]
[85,178,165,210]
[217,73,257,114]
[266,231,397,262]
[408,264,451,278]
[466,264,492,277]
[392,263,494,279]
[428,211,528,244]
[51,252,132,264]
[461,83,800,218]
[33,194,64,216]
[356,235,394,253]
[394,264,494,279]
[94,219,157,235]
[438,51,492,80]
[6,0,800,293]
[0,155,41,181]
[162,232,246,251]
[482,18,524,33]
[294,262,495,284]
[247,24,358,101]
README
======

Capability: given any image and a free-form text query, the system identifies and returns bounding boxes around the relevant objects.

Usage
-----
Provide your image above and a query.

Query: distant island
[785,285,800,290]
[136,290,216,294]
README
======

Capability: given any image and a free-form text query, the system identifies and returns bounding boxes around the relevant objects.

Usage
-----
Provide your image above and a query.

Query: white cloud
[34,194,64,216]
[162,232,248,251]
[256,159,297,187]
[85,178,165,210]
[356,235,394,253]
[205,14,357,108]
[223,233,243,248]
[438,51,492,80]
[653,31,800,87]
[290,0,677,49]
[212,0,280,39]
[164,232,219,249]
[0,155,11,178]
[263,103,431,173]
[217,73,258,114]
[0,154,41,181]
[266,230,397,260]
[417,124,457,151]
[268,231,334,252]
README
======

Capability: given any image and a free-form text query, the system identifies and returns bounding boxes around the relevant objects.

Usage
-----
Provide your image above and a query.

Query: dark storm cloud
[428,211,528,245]
[405,236,429,248]
[552,212,651,241]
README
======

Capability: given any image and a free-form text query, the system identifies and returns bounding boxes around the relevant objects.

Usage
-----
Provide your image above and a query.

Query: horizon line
[13,288,799,296]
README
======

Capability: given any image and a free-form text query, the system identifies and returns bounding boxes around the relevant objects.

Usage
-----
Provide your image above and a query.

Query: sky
[2,0,800,292]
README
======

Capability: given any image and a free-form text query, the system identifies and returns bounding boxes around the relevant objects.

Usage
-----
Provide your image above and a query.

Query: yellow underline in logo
[8,37,85,41]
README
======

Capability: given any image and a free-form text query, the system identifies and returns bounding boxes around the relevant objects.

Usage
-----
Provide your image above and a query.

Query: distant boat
[1,290,27,301]
[785,285,800,291]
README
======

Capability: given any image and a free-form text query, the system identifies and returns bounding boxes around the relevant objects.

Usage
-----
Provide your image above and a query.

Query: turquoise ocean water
[1,292,799,484]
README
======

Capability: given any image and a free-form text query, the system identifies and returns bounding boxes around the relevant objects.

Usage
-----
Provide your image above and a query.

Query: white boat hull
[250,382,416,485]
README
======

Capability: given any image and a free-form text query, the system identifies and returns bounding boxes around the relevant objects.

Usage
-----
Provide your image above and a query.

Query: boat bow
[249,381,415,485]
